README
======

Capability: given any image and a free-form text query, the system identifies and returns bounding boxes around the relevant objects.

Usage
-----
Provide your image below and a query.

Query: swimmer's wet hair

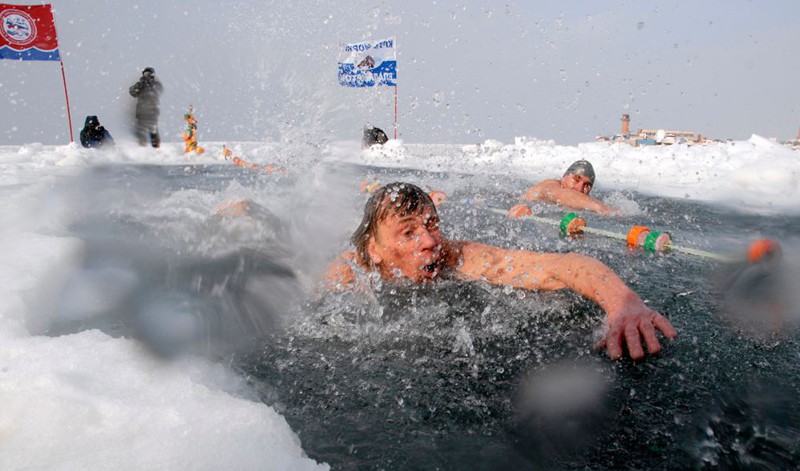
[351,182,437,267]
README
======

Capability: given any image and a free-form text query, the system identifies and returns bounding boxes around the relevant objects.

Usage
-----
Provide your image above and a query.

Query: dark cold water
[44,162,800,470]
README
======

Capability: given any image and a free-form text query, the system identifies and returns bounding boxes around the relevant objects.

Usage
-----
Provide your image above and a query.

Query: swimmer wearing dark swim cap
[522,159,618,216]
[564,160,596,186]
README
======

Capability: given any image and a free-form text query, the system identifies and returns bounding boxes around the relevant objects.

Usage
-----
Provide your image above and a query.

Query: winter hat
[143,67,155,75]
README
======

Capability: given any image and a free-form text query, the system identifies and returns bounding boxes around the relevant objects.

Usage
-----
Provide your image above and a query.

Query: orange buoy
[508,203,532,218]
[429,190,447,206]
[747,238,781,263]
[626,226,651,247]
[360,181,380,193]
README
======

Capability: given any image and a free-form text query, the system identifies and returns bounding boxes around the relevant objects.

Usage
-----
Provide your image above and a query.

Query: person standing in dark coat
[79,115,115,149]
[129,66,163,148]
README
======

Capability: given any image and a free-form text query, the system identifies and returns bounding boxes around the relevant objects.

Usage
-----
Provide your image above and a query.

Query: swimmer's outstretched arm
[523,180,618,216]
[456,242,676,360]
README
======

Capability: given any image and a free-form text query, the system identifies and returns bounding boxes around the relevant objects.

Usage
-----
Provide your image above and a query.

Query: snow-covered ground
[0,136,797,469]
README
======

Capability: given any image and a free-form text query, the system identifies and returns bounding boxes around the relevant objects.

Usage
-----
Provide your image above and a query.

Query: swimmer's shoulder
[523,179,560,201]
[325,251,358,289]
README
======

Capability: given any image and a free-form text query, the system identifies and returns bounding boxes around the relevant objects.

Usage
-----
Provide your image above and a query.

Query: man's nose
[417,229,437,249]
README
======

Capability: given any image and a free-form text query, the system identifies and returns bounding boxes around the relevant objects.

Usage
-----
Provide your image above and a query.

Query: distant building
[783,127,800,150]
[600,114,712,146]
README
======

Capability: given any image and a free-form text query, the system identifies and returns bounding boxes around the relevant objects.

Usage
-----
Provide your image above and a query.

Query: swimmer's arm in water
[324,251,357,289]
[457,242,676,360]
[215,200,252,218]
[522,180,618,216]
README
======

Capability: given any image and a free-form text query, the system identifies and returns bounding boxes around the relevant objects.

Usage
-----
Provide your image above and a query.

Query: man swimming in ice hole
[521,159,619,216]
[325,182,676,360]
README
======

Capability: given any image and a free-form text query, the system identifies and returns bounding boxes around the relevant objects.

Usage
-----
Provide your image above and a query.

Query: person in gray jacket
[129,67,163,148]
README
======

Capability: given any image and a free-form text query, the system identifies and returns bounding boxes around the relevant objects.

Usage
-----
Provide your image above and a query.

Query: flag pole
[51,12,74,143]
[59,59,74,143]
[393,83,398,139]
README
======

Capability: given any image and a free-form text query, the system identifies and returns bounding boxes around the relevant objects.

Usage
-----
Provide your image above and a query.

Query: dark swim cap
[564,160,596,184]
[143,67,155,75]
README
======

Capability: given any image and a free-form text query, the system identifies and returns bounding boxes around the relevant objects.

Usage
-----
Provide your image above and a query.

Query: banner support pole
[51,9,73,144]
[59,60,74,143]
[393,83,398,139]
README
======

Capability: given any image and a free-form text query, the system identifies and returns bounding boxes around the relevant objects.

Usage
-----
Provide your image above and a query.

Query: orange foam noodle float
[747,238,781,263]
[507,203,532,219]
[228,153,286,175]
[429,190,447,206]
[559,212,586,236]
[627,225,671,252]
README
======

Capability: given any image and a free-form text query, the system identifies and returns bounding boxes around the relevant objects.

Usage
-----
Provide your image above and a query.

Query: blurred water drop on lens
[59,264,139,321]
[134,291,208,359]
[712,249,799,342]
[513,360,613,462]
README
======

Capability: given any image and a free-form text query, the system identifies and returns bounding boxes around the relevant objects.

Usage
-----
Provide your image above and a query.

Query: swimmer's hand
[597,205,621,217]
[596,300,677,361]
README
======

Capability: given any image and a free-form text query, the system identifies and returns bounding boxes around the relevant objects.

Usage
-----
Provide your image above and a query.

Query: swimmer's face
[563,174,593,195]
[367,209,444,282]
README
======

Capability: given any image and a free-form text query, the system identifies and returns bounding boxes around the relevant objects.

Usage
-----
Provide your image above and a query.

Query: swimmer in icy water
[325,182,675,361]
[521,159,619,216]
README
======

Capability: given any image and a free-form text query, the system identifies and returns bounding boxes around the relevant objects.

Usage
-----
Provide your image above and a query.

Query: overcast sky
[1,0,798,145]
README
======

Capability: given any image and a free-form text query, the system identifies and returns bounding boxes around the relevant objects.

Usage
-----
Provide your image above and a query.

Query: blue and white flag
[338,37,396,87]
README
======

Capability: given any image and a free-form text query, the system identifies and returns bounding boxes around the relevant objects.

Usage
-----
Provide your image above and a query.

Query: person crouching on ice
[325,182,675,361]
[79,115,115,149]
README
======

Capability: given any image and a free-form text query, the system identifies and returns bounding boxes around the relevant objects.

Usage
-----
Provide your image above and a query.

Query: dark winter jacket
[79,115,115,149]
[129,74,163,123]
